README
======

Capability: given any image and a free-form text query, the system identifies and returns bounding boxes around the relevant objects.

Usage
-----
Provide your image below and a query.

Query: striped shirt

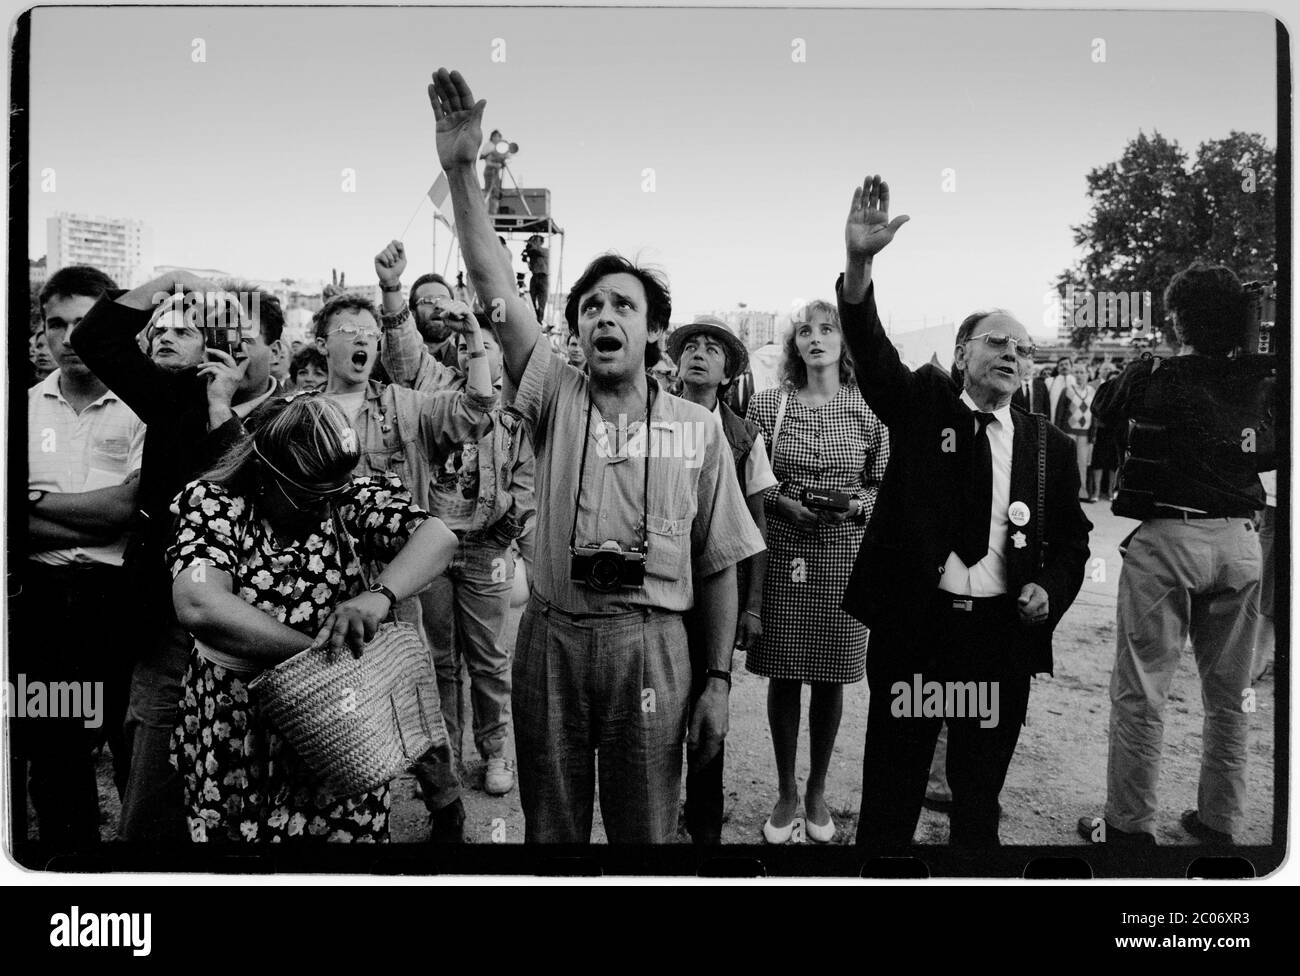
[28,370,145,566]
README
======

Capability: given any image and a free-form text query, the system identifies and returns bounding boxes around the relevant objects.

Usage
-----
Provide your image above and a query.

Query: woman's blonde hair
[203,393,360,497]
[779,299,856,390]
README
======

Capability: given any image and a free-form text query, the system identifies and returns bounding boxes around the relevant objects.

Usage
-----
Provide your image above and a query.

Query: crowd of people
[15,67,1276,852]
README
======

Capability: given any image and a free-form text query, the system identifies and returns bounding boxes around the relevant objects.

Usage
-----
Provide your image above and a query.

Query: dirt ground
[66,505,1275,856]
[388,504,1277,849]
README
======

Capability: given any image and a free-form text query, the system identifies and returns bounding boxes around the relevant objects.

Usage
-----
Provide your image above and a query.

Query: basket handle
[332,505,401,628]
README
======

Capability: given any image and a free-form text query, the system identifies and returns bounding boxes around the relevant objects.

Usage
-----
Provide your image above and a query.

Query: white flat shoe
[805,807,836,843]
[762,796,799,844]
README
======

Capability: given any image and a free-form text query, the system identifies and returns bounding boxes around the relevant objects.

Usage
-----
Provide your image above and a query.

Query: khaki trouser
[1104,517,1261,836]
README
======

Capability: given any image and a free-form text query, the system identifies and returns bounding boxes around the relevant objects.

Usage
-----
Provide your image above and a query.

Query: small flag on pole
[428,174,456,232]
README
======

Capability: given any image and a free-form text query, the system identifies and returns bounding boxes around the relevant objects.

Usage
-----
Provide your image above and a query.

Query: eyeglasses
[965,331,1037,359]
[252,442,351,511]
[328,323,381,339]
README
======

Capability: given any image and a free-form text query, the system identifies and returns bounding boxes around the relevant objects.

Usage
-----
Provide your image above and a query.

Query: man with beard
[313,291,498,839]
[375,263,465,394]
[70,270,285,843]
[430,68,763,842]
[374,240,536,799]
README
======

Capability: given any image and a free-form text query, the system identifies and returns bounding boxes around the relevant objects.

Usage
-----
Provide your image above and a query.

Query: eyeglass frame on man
[327,322,383,340]
[964,330,1037,359]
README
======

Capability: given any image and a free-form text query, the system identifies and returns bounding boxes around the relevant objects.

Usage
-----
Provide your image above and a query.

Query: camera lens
[587,553,620,592]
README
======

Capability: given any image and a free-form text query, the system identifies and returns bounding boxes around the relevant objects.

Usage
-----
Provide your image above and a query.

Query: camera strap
[569,380,653,554]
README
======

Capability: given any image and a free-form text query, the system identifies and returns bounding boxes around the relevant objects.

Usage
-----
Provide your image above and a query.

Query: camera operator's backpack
[1113,354,1275,520]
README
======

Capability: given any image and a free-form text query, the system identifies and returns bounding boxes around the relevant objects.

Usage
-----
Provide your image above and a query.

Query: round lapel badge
[1008,501,1031,527]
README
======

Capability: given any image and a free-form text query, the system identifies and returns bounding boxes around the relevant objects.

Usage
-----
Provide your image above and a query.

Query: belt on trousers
[930,590,1016,618]
[1149,512,1244,521]
[530,593,678,627]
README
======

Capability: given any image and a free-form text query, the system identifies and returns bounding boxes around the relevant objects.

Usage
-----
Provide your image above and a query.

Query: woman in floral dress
[168,394,458,843]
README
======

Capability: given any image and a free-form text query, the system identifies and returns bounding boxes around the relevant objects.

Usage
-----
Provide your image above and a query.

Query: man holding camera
[430,68,763,842]
[71,269,284,842]
[1079,262,1275,848]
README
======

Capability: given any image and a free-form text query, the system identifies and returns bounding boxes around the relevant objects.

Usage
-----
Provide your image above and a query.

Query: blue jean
[118,616,192,843]
[513,597,691,843]
[420,539,515,764]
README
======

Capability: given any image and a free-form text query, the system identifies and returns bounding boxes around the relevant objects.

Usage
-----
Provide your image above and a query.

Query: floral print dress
[167,474,430,843]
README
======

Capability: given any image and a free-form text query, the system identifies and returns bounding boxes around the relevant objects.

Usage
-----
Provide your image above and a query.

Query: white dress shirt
[28,370,145,567]
[939,391,1014,596]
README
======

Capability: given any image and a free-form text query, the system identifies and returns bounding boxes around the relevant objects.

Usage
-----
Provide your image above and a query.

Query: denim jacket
[380,311,536,545]
[350,380,497,514]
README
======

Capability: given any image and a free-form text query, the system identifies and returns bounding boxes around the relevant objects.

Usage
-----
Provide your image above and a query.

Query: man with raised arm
[428,68,764,843]
[838,175,1091,847]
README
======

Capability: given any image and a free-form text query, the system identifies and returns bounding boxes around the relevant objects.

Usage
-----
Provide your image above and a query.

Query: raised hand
[375,240,407,286]
[428,68,486,173]
[438,299,478,334]
[845,174,910,260]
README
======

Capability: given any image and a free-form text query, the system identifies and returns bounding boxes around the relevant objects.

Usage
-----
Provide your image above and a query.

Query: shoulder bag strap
[769,391,790,463]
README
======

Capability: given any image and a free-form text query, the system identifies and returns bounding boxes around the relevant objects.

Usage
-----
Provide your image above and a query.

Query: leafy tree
[1056,130,1275,346]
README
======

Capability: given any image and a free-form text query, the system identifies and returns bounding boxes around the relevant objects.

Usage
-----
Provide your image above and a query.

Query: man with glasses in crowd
[374,260,465,394]
[312,291,498,840]
[838,175,1090,847]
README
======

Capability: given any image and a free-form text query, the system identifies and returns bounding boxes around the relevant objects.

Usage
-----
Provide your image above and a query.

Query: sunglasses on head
[252,442,350,511]
[965,331,1037,359]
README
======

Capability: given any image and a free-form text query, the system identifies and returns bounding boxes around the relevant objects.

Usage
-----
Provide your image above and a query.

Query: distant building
[48,213,152,287]
[696,309,777,350]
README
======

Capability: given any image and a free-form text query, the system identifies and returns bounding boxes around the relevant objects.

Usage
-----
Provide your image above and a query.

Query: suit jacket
[837,277,1091,676]
[70,293,247,623]
[1012,375,1050,415]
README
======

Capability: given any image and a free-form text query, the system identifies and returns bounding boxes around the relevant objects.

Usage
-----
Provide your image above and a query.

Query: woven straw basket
[250,621,446,798]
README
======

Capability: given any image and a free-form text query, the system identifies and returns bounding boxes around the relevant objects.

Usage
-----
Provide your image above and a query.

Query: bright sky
[26,5,1277,338]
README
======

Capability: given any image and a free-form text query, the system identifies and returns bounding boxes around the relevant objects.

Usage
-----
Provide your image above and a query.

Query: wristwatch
[705,668,732,688]
[379,280,403,294]
[28,489,47,506]
[367,581,398,608]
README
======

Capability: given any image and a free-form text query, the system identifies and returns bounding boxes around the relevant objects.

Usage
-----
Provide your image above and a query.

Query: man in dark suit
[838,175,1091,847]
[1011,368,1050,415]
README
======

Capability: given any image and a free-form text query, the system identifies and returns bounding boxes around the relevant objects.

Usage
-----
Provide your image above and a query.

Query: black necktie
[957,412,995,566]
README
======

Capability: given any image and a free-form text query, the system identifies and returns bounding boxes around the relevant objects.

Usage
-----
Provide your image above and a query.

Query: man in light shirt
[20,266,145,846]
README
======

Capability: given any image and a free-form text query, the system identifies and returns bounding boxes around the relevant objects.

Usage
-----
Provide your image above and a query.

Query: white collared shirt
[939,391,1014,596]
[231,376,278,420]
[28,370,146,567]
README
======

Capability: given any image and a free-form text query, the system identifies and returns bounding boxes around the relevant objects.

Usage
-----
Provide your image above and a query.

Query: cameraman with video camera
[1079,262,1276,848]
[72,270,285,843]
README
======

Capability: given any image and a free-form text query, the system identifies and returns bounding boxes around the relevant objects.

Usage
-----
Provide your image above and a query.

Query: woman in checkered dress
[745,299,889,843]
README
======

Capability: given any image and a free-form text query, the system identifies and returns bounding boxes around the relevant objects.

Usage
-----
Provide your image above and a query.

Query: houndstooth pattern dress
[744,384,889,683]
